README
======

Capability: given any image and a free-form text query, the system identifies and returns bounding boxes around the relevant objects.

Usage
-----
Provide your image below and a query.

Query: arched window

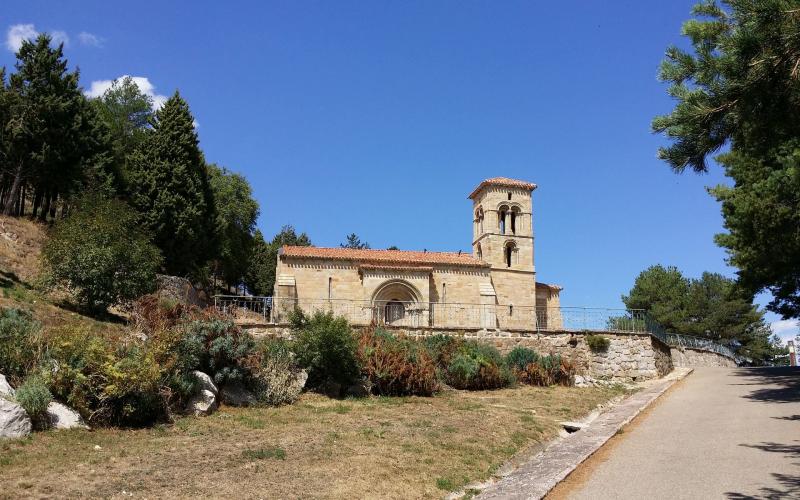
[504,241,516,267]
[498,205,509,234]
[510,210,517,235]
[476,243,483,261]
[474,206,484,236]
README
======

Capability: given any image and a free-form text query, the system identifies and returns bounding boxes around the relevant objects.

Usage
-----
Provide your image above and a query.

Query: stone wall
[670,347,737,368]
[242,323,673,382]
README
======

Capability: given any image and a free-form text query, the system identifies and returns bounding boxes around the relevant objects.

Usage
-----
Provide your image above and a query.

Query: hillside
[0,215,46,284]
[0,215,124,334]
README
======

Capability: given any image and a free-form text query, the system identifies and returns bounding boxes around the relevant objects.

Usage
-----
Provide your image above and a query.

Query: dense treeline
[0,33,296,308]
[654,1,800,319]
[623,265,786,363]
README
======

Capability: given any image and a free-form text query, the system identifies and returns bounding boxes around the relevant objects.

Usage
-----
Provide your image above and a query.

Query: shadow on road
[725,441,800,499]
[731,367,800,404]
[724,368,800,498]
[725,472,800,500]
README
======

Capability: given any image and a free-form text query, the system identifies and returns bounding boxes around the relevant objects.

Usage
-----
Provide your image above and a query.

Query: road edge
[476,368,694,500]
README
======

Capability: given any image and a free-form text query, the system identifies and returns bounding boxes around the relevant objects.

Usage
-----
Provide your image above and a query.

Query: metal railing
[650,331,739,360]
[213,295,650,333]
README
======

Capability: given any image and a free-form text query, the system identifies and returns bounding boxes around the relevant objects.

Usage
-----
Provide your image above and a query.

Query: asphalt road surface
[562,366,800,499]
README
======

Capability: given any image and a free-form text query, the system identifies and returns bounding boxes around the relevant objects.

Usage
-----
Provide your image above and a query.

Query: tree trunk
[31,190,42,219]
[3,163,24,216]
[48,191,58,219]
[39,191,51,221]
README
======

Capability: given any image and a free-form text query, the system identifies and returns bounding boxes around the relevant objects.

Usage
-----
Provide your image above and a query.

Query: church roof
[468,177,538,199]
[280,246,490,268]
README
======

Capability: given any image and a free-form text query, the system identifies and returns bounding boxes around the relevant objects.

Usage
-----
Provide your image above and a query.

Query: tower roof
[468,177,538,199]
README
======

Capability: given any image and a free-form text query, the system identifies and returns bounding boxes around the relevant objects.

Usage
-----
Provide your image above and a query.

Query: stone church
[273,177,561,330]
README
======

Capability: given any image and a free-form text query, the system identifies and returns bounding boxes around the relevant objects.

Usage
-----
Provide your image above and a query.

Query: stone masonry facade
[272,177,562,331]
[243,324,674,382]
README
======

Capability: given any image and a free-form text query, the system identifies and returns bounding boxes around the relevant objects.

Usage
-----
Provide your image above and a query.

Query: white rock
[0,374,14,398]
[0,398,31,439]
[192,371,218,396]
[187,389,217,416]
[220,382,256,407]
[47,402,89,430]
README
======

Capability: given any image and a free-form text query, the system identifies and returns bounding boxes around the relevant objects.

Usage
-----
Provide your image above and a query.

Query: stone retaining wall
[243,324,674,382]
[670,347,737,368]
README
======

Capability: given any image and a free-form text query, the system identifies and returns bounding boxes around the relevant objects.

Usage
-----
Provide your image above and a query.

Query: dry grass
[0,385,629,499]
[0,215,46,284]
[0,215,127,336]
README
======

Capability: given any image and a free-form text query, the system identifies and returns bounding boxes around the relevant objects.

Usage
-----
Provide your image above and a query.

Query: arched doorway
[371,280,423,326]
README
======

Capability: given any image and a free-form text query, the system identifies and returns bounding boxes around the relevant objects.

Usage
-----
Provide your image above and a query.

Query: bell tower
[469,177,537,309]
[470,177,536,271]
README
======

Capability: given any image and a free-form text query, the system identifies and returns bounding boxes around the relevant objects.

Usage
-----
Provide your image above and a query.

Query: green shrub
[175,318,257,386]
[506,347,540,372]
[522,354,576,386]
[423,334,460,367]
[443,341,514,390]
[357,327,438,396]
[44,325,167,427]
[42,196,163,313]
[14,375,52,428]
[0,308,44,384]
[251,339,306,406]
[290,309,360,391]
[586,334,611,352]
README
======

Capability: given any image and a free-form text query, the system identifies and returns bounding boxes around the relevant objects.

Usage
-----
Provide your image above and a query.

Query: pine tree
[653,1,800,318]
[127,91,215,276]
[340,233,370,249]
[92,76,154,188]
[208,163,260,288]
[245,226,311,295]
[0,34,113,218]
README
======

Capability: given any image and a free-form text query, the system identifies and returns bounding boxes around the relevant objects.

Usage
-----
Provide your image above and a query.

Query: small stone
[220,382,257,407]
[94,445,102,450]
[191,371,218,397]
[0,374,14,398]
[0,398,31,438]
[187,389,218,416]
[47,402,89,430]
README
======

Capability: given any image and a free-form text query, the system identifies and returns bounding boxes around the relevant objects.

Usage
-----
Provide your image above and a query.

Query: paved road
[561,367,800,499]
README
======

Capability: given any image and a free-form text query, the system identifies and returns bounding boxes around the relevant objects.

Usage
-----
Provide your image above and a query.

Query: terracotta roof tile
[469,177,537,199]
[359,264,434,272]
[280,246,489,268]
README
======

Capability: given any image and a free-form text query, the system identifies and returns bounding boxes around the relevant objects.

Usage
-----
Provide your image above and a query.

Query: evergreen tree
[622,265,689,333]
[126,91,215,276]
[623,264,775,362]
[340,233,370,249]
[92,76,154,187]
[0,34,113,218]
[245,225,311,295]
[207,163,260,288]
[653,1,800,318]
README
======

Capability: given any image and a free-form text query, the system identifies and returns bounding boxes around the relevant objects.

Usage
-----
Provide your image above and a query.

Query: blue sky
[3,1,796,341]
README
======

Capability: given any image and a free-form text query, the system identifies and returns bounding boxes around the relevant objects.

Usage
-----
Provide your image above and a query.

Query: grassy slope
[0,385,628,499]
[0,215,125,335]
[0,215,632,498]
